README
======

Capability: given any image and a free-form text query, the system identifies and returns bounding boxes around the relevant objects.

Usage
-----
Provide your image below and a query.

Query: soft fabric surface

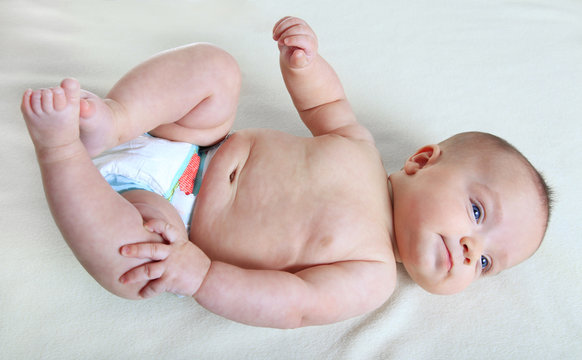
[2,0,580,358]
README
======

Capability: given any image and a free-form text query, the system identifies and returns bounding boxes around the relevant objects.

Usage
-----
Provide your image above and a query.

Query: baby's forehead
[456,149,531,186]
[472,162,545,268]
[440,133,548,266]
[469,155,540,214]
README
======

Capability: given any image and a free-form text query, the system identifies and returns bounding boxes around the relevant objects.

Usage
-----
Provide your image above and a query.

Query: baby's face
[390,145,545,295]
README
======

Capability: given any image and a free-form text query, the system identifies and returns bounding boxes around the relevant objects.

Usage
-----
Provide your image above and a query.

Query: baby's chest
[195,133,391,267]
[220,180,390,267]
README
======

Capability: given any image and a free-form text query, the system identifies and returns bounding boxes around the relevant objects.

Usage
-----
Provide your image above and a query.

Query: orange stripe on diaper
[178,153,201,195]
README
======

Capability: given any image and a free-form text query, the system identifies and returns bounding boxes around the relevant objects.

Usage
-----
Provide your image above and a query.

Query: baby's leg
[108,43,240,147]
[21,83,186,299]
[52,44,240,157]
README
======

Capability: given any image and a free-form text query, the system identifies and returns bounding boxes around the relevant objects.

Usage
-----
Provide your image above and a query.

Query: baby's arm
[196,257,395,328]
[274,17,373,142]
[120,220,395,328]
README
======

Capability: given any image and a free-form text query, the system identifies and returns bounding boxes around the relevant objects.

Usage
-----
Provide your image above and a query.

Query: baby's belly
[189,130,311,269]
[189,129,391,270]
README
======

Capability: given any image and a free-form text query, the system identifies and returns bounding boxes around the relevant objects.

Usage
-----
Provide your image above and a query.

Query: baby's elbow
[270,306,308,329]
[280,316,304,329]
[368,273,397,312]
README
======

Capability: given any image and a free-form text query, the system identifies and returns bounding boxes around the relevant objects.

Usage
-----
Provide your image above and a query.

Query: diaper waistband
[192,135,227,196]
[94,133,229,231]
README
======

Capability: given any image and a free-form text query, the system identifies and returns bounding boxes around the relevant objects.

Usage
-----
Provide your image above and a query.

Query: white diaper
[93,134,221,231]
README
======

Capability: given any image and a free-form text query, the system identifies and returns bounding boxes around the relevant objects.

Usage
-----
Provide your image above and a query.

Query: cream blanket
[1,0,580,358]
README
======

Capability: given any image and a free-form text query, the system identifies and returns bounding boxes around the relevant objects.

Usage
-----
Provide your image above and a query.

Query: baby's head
[389,131,552,295]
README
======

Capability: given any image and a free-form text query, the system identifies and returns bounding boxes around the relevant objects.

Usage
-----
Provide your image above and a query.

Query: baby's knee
[187,43,241,87]
[97,241,166,301]
[103,280,144,300]
[98,191,182,300]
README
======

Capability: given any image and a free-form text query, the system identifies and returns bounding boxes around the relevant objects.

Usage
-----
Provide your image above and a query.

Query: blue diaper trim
[193,150,207,197]
[104,174,154,194]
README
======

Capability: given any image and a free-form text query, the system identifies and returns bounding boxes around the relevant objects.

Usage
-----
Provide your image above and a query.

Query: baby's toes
[52,86,67,111]
[20,89,33,115]
[41,89,55,113]
[60,78,81,106]
[30,90,43,115]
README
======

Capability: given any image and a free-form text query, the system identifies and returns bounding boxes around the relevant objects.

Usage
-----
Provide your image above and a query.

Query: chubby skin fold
[21,17,397,328]
[21,17,545,328]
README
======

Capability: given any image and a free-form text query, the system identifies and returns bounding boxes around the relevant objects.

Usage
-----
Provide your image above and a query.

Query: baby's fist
[273,16,318,69]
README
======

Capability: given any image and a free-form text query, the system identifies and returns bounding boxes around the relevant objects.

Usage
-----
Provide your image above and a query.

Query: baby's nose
[460,236,482,266]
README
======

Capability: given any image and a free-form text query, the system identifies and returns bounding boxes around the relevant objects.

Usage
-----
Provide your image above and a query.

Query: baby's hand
[273,16,318,69]
[119,219,211,298]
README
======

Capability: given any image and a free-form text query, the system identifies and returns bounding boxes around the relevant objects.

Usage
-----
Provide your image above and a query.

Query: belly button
[229,168,237,183]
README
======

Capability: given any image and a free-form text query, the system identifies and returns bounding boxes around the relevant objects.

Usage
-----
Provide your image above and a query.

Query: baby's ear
[403,144,441,175]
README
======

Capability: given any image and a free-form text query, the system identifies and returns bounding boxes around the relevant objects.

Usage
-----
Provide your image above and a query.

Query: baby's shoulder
[313,127,379,156]
[327,123,376,145]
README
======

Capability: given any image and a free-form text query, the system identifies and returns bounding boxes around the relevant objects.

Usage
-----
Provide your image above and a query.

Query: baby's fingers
[273,16,297,40]
[119,261,165,284]
[272,16,293,37]
[273,17,313,41]
[139,278,168,299]
[282,34,317,56]
[120,242,169,260]
[144,219,185,244]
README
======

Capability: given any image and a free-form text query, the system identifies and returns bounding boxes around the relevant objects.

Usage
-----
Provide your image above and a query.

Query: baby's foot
[77,87,118,157]
[21,79,118,159]
[21,79,83,161]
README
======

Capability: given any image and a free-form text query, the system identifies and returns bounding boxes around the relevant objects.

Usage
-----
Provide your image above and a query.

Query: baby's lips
[440,235,453,272]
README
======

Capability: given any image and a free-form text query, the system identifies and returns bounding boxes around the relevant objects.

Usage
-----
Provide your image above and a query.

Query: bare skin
[21,17,545,328]
[21,18,396,328]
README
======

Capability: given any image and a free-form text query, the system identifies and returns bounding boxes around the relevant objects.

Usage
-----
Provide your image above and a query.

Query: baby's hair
[439,132,554,241]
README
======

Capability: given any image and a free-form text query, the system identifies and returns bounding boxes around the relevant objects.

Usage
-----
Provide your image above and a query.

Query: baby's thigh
[122,189,185,230]
[103,190,186,299]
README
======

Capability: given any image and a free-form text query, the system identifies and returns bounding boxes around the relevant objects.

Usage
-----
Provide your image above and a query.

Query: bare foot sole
[21,78,82,158]
[21,78,119,158]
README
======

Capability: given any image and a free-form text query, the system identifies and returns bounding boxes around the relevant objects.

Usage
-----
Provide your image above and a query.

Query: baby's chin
[422,283,465,296]
[406,268,470,295]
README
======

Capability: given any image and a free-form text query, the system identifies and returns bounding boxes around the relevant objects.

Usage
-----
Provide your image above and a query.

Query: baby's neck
[387,175,401,263]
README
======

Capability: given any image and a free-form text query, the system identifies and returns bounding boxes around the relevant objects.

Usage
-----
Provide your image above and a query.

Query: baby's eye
[472,204,482,221]
[481,255,491,272]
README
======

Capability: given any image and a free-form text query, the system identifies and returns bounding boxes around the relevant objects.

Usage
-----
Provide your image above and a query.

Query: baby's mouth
[441,236,453,272]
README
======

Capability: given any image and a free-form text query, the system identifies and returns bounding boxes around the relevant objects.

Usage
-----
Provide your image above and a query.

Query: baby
[21,17,551,328]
